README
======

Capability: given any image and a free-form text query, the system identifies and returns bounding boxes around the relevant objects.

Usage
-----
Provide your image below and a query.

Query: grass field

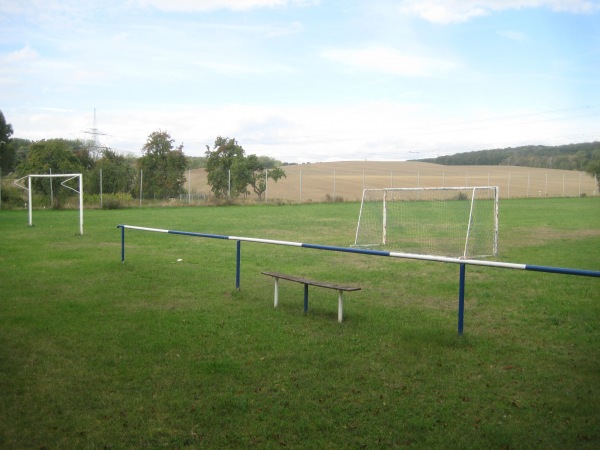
[1,198,599,448]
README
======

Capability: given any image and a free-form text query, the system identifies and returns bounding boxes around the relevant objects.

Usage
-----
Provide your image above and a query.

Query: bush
[84,193,135,209]
[0,184,26,209]
[325,194,345,203]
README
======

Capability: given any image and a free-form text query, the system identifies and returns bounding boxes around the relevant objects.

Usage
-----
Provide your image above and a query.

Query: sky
[1,0,599,163]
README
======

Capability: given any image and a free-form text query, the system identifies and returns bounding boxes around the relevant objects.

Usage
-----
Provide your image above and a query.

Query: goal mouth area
[14,173,84,235]
[353,186,499,259]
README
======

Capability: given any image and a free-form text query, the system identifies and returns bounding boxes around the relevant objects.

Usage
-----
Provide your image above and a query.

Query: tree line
[418,142,600,179]
[0,110,286,206]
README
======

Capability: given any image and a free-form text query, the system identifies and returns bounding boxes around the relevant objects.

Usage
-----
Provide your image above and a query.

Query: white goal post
[353,186,499,258]
[14,174,84,235]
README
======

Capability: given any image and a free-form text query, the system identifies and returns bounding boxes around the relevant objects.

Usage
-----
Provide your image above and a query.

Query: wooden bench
[262,271,361,323]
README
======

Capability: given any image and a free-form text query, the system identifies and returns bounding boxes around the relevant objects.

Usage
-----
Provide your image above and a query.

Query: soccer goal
[14,173,84,235]
[353,186,499,258]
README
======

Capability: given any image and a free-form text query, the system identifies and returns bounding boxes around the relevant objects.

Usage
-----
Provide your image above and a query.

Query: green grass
[1,198,599,449]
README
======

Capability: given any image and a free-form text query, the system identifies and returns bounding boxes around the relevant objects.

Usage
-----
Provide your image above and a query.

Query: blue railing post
[120,225,125,263]
[304,284,309,314]
[236,240,241,290]
[458,264,466,336]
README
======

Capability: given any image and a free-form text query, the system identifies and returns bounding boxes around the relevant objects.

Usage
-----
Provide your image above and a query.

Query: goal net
[353,186,498,258]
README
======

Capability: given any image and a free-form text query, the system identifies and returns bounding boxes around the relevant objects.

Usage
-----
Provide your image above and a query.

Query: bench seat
[262,271,361,322]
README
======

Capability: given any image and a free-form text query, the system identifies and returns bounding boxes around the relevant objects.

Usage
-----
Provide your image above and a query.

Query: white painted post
[274,277,279,307]
[28,176,32,226]
[338,290,344,323]
[78,174,83,235]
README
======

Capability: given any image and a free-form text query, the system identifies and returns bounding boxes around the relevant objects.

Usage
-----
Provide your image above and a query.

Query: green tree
[205,137,287,201]
[0,110,15,175]
[586,159,600,192]
[205,136,245,198]
[87,149,135,195]
[243,154,286,201]
[11,138,33,168]
[17,138,84,197]
[137,131,187,199]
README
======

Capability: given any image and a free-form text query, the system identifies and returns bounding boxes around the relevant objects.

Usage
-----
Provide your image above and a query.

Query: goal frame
[14,173,84,235]
[354,186,499,258]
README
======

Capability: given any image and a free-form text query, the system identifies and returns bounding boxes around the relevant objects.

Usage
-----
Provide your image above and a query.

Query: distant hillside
[418,142,600,171]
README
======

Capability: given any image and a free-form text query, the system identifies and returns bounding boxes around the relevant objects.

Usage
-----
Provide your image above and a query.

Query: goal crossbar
[14,173,84,235]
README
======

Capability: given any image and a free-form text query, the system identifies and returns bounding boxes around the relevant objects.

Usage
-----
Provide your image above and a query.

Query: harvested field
[186,161,597,202]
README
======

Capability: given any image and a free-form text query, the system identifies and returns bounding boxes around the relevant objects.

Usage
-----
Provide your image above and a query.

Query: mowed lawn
[0,198,599,449]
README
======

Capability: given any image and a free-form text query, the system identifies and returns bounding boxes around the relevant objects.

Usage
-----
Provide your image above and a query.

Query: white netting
[354,187,498,258]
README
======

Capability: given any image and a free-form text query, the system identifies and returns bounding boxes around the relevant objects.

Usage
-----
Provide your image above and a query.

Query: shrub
[0,184,26,209]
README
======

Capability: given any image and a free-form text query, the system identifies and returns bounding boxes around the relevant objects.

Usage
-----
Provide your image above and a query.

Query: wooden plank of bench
[261,271,361,322]
[261,271,361,291]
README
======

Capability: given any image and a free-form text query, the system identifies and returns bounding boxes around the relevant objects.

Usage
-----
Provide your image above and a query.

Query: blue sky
[1,0,599,162]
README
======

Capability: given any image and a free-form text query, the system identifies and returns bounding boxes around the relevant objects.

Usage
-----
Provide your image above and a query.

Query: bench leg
[338,290,344,323]
[273,277,279,308]
[303,283,308,314]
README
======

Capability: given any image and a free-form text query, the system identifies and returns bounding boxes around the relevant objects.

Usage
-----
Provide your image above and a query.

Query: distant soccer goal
[14,174,84,235]
[353,186,499,258]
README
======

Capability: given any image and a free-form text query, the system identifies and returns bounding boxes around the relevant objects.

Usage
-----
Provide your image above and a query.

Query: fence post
[100,168,103,208]
[333,170,336,197]
[49,168,53,206]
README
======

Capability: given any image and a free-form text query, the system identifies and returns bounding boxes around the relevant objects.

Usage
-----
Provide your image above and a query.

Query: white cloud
[399,0,600,23]
[134,0,318,12]
[7,101,600,163]
[498,30,528,41]
[191,59,294,75]
[3,45,39,63]
[321,46,457,77]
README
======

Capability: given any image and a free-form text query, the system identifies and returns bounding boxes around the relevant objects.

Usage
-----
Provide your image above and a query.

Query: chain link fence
[1,164,597,210]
